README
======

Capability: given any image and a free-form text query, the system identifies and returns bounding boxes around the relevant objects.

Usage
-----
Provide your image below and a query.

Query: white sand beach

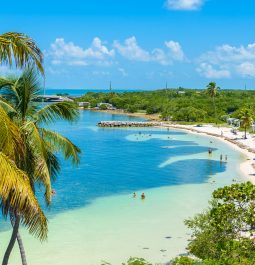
[162,123,255,183]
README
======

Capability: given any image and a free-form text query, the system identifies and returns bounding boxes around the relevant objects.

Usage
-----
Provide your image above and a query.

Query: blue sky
[1,0,255,90]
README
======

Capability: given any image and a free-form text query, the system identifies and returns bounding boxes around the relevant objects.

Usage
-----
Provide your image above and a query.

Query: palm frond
[22,121,52,205]
[0,152,48,240]
[0,106,23,160]
[36,101,79,124]
[0,32,44,74]
[15,67,41,119]
[44,145,60,182]
[0,96,17,114]
[41,128,81,165]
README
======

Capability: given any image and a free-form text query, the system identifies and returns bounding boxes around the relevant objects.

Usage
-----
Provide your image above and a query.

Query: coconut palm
[239,109,253,139]
[0,106,48,265]
[0,67,80,264]
[0,32,43,74]
[206,82,220,121]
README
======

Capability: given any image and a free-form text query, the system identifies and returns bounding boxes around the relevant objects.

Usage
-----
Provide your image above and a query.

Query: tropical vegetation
[76,86,255,125]
[0,67,81,264]
[0,31,81,265]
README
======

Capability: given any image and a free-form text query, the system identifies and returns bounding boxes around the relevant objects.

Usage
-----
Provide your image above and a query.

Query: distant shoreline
[89,108,255,183]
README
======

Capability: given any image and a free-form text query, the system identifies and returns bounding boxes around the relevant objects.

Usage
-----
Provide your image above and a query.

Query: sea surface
[42,89,141,96]
[0,111,246,265]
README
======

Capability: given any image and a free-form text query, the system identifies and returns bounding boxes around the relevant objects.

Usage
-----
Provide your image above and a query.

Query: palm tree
[0,106,48,264]
[0,67,81,264]
[239,109,253,139]
[0,32,43,74]
[206,82,220,122]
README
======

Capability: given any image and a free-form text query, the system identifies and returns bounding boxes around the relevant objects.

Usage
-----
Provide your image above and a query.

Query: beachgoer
[220,154,223,162]
[221,131,223,136]
[141,193,145,199]
[208,148,212,154]
[225,155,228,162]
[133,192,136,198]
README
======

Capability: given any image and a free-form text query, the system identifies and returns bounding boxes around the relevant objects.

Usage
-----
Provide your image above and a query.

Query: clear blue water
[0,110,246,265]
[42,89,141,96]
[46,111,225,215]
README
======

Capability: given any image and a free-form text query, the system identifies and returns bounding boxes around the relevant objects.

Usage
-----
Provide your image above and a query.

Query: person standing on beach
[220,154,223,163]
[225,155,228,162]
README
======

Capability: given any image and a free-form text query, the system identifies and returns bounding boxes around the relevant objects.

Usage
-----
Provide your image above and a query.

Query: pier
[97,121,162,127]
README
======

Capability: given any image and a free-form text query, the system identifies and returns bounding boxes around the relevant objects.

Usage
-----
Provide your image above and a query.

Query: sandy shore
[90,109,255,183]
[159,123,255,183]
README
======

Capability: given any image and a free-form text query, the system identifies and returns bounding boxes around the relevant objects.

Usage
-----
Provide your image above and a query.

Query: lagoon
[0,111,246,265]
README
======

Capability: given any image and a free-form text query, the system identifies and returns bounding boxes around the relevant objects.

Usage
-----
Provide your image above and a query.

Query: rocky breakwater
[98,121,162,127]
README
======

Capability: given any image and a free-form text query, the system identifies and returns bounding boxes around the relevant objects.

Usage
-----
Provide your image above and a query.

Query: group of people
[133,192,145,199]
[208,148,228,163]
[220,154,228,163]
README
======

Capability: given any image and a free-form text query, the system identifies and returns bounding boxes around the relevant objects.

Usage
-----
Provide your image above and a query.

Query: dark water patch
[40,158,226,217]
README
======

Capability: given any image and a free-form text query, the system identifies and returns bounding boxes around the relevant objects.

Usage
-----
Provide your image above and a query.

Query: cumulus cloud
[236,62,255,77]
[113,36,185,65]
[113,37,150,62]
[197,43,255,78]
[165,0,204,10]
[48,37,114,66]
[165,41,185,61]
[197,63,231,79]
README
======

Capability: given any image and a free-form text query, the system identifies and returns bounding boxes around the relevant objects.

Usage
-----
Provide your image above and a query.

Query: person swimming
[141,193,145,199]
[208,148,212,154]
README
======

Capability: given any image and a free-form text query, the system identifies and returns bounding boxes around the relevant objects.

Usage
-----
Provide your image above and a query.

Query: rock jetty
[98,121,162,127]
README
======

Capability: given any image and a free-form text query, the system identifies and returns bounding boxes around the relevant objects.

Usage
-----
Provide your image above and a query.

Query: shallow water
[0,111,246,264]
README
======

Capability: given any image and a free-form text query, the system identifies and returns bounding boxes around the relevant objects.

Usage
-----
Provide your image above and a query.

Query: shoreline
[89,108,255,183]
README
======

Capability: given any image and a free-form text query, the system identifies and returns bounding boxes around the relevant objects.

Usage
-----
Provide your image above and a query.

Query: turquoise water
[42,89,141,96]
[0,111,246,264]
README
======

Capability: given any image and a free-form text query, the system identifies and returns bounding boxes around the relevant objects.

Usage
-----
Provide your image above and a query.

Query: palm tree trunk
[213,96,217,123]
[2,214,20,265]
[16,232,27,265]
[9,212,27,265]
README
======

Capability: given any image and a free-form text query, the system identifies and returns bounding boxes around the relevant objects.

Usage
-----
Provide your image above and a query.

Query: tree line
[77,84,255,129]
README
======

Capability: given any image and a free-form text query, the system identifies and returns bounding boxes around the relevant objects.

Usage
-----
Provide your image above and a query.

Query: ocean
[0,110,245,265]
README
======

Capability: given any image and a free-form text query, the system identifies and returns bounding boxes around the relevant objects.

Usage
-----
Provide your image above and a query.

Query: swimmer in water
[141,193,145,199]
[133,192,136,198]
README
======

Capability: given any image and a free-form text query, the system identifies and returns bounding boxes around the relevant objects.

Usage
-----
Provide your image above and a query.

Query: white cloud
[197,43,255,78]
[236,62,255,77]
[197,63,231,79]
[113,37,151,62]
[114,36,185,65]
[49,37,114,66]
[165,0,204,10]
[84,37,115,59]
[118,68,128,77]
[165,41,185,61]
